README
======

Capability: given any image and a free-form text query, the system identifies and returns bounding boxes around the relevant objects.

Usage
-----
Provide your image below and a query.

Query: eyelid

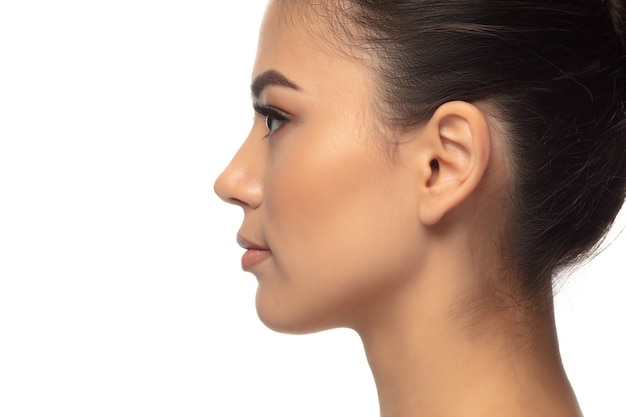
[252,103,290,121]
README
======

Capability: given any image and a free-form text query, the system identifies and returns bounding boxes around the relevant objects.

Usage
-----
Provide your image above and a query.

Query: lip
[237,234,272,271]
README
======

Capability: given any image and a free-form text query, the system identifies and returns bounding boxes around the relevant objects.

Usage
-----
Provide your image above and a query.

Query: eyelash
[253,103,289,138]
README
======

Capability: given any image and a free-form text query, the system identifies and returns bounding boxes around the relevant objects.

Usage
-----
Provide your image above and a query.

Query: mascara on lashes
[253,103,290,138]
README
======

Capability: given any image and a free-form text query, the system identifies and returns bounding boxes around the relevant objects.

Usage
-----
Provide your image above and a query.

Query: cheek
[258,128,423,331]
[265,128,381,268]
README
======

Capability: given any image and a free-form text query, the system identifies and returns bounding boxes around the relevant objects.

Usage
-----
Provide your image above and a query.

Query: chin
[255,296,338,335]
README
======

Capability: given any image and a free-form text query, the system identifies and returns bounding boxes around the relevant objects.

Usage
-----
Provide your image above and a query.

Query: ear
[416,101,492,225]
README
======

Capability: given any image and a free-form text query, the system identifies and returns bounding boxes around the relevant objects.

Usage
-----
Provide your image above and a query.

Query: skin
[214,1,584,416]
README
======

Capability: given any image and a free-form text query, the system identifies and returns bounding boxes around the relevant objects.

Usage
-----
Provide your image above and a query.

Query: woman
[214,0,626,415]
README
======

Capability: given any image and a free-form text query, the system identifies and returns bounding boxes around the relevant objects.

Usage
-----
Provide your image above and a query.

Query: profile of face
[214,1,625,414]
[214,1,447,334]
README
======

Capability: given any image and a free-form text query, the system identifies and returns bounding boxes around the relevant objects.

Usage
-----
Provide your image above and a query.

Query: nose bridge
[214,132,264,209]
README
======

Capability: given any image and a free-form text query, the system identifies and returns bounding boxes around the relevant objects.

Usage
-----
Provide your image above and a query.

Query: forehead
[252,0,374,101]
[269,0,367,59]
[257,1,335,64]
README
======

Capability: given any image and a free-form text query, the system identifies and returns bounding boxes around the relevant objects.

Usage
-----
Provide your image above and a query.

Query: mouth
[237,234,272,271]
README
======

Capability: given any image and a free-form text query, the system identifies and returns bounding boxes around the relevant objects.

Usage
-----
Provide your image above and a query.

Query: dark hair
[287,0,626,296]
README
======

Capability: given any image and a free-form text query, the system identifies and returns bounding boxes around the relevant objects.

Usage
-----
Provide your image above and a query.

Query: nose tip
[214,127,265,209]
[213,173,229,203]
[214,164,263,209]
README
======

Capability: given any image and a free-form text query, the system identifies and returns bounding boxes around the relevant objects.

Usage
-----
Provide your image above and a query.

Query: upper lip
[237,234,270,251]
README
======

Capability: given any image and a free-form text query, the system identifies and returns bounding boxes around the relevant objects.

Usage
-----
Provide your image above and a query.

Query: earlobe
[418,101,492,225]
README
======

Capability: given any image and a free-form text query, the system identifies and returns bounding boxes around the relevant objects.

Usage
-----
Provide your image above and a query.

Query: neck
[354,271,582,417]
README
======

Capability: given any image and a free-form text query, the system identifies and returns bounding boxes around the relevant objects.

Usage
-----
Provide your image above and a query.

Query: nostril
[228,197,248,207]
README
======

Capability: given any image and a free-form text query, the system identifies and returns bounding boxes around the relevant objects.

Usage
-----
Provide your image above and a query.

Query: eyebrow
[251,70,300,99]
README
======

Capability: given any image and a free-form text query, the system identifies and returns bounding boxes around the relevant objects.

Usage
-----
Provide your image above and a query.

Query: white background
[0,1,624,416]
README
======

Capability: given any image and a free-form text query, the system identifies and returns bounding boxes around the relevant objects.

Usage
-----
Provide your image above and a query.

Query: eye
[253,104,289,138]
[265,113,285,135]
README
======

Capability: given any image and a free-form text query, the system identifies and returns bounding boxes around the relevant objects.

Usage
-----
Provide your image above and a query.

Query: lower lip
[241,249,272,271]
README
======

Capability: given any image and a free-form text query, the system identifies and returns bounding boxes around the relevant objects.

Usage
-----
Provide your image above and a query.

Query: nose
[214,135,263,210]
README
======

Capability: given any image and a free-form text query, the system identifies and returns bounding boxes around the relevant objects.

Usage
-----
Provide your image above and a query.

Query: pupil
[266,116,272,132]
[266,116,276,132]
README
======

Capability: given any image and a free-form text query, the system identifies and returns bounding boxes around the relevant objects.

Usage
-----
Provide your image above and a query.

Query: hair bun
[606,0,626,109]
[607,0,626,49]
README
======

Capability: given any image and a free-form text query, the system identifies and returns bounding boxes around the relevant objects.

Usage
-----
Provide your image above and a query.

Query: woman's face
[215,1,428,333]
